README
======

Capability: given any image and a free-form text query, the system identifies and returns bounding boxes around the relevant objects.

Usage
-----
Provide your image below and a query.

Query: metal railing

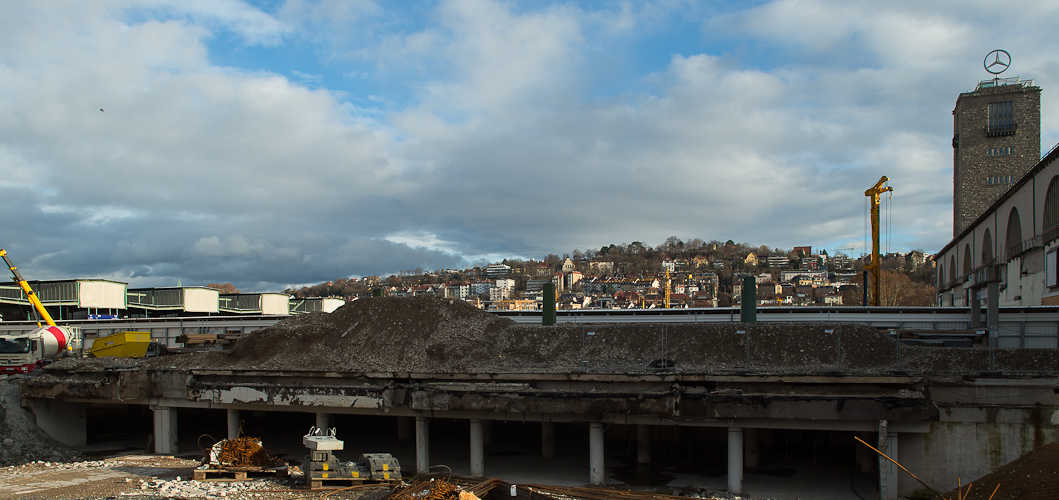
[1008,235,1043,261]
[977,77,1034,89]
[563,323,1059,375]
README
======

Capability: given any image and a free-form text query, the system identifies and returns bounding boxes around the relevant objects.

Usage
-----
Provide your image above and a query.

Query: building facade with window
[936,142,1059,307]
[952,77,1041,235]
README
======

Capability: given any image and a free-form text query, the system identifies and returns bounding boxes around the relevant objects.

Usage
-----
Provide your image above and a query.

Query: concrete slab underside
[21,368,1059,496]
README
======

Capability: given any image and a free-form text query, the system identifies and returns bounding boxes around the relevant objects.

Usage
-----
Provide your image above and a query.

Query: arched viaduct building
[936,141,1059,309]
[935,74,1059,314]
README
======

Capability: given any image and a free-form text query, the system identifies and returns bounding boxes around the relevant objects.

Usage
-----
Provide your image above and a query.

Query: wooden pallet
[193,466,288,481]
[307,477,368,490]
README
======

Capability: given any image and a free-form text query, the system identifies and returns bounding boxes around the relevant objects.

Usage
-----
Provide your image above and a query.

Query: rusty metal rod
[854,436,946,499]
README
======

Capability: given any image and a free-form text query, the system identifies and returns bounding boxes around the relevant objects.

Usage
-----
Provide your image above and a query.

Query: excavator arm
[0,249,57,327]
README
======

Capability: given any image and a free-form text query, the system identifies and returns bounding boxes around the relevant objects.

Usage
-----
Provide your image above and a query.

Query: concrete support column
[152,406,177,455]
[398,417,414,441]
[416,416,430,474]
[743,428,759,468]
[969,289,981,327]
[589,423,605,485]
[226,409,240,440]
[879,421,898,500]
[26,399,87,447]
[470,419,485,477]
[541,422,555,459]
[727,427,743,495]
[315,413,330,433]
[637,424,651,464]
[987,281,1000,347]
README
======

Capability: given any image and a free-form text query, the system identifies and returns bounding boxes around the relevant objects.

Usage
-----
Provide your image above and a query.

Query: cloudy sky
[2,1,1059,292]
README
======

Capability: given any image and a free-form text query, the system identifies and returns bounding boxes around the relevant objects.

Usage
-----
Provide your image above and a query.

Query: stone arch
[1045,176,1059,233]
[982,229,993,263]
[963,244,972,275]
[1006,207,1022,259]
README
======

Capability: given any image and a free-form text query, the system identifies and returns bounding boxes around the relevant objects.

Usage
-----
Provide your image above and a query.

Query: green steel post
[543,283,557,326]
[740,276,756,323]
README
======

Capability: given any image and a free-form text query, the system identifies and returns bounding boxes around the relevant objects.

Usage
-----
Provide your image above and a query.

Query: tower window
[987,175,1015,185]
[987,101,1015,135]
[988,147,1013,156]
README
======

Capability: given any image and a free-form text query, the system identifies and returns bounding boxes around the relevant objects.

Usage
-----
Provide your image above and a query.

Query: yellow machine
[864,177,894,306]
[0,249,81,373]
[90,332,152,358]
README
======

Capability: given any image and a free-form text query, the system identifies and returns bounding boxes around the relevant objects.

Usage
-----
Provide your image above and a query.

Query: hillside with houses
[287,239,936,309]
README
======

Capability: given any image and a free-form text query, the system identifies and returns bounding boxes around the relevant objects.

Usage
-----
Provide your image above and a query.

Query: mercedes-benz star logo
[984,49,1011,75]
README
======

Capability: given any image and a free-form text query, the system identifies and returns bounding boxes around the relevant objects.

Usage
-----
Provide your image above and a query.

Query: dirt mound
[223,296,518,372]
[41,297,1059,376]
[942,442,1059,500]
[188,297,902,374]
[0,377,82,465]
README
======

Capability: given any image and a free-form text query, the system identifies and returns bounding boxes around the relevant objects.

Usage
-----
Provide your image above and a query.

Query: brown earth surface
[42,296,1059,375]
[941,442,1059,500]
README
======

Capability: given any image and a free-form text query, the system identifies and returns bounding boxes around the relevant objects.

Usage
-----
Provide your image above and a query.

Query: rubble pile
[942,441,1059,500]
[135,475,288,499]
[0,376,81,465]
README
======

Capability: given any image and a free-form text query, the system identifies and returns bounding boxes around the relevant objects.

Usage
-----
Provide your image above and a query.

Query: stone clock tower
[952,53,1041,236]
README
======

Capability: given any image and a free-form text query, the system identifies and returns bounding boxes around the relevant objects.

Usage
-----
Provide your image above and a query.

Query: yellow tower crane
[864,176,893,306]
[664,269,671,309]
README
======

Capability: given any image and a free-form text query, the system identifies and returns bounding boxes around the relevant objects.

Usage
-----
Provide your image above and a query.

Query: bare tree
[207,282,239,294]
[874,270,935,306]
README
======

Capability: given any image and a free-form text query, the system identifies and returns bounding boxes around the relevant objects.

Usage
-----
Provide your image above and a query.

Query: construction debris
[385,477,769,500]
[208,437,284,469]
[194,436,287,483]
[177,332,244,348]
[0,376,81,466]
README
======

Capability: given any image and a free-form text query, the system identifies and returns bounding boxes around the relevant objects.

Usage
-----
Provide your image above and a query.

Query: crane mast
[665,269,671,309]
[1,249,57,326]
[864,177,893,306]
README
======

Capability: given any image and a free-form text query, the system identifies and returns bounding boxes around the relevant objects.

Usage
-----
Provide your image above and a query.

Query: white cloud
[143,0,292,46]
[385,232,459,254]
[2,0,1059,290]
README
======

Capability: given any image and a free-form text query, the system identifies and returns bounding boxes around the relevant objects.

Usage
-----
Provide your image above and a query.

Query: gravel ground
[0,457,778,500]
[0,455,395,500]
